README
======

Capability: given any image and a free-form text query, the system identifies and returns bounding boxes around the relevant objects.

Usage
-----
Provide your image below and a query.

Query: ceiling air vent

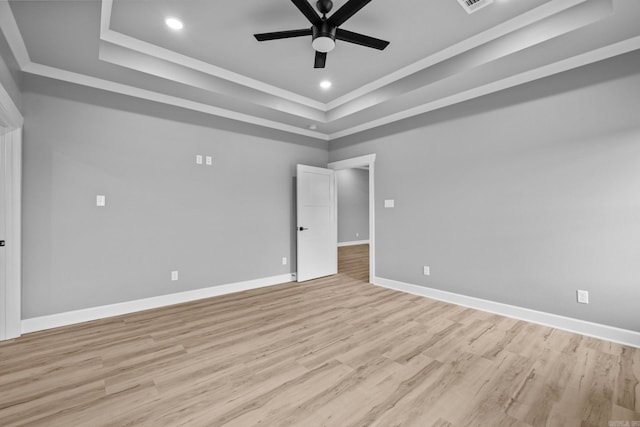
[456,0,493,14]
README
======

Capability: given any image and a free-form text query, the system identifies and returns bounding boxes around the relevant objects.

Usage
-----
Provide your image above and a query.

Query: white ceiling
[2,0,640,140]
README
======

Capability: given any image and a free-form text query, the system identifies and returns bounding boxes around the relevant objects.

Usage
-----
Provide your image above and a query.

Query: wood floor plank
[0,244,638,426]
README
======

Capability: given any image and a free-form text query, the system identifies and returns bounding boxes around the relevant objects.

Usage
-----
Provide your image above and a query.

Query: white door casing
[0,127,22,341]
[328,153,376,282]
[0,65,23,341]
[0,130,6,339]
[296,165,337,282]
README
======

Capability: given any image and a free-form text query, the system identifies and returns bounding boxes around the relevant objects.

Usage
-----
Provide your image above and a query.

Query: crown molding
[97,40,328,123]
[100,0,327,112]
[2,0,637,140]
[329,35,640,140]
[100,0,603,118]
[324,0,597,110]
[0,0,30,68]
[22,62,329,140]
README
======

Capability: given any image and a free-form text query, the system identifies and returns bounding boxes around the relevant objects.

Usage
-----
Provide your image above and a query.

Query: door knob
[298,227,309,231]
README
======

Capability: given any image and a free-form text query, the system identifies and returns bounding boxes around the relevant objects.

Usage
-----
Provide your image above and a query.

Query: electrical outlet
[356,232,359,238]
[96,195,106,207]
[423,266,430,276]
[206,156,213,165]
[577,290,589,304]
[171,270,179,281]
[196,155,203,165]
[282,257,287,265]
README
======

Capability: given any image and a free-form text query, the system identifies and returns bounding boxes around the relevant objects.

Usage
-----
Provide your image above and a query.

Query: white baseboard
[22,273,295,334]
[338,240,370,247]
[373,276,640,349]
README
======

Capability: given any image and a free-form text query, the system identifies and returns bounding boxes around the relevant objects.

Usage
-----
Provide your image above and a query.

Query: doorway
[335,167,369,281]
[328,154,376,283]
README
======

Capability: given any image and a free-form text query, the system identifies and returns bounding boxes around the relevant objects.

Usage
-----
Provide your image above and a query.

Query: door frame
[328,154,376,282]
[0,80,23,341]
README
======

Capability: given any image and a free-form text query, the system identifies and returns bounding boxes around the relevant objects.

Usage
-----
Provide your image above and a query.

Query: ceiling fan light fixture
[312,36,336,53]
[312,23,336,53]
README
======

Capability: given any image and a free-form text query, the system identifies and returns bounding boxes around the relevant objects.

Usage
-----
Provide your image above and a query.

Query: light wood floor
[1,244,638,426]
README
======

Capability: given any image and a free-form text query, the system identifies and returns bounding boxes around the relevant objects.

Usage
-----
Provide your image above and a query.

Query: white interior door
[296,165,337,282]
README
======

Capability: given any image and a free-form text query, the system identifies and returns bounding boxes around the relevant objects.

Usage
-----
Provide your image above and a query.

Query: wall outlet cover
[577,290,589,304]
[423,266,430,276]
[196,155,203,165]
[96,195,106,207]
[384,199,395,208]
[171,270,179,281]
[206,156,213,165]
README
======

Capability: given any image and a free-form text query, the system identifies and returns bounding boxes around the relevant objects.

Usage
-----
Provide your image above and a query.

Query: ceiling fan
[254,0,390,68]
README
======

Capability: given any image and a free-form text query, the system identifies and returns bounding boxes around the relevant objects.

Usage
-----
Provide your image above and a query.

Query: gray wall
[22,75,327,318]
[329,50,640,332]
[0,29,22,114]
[337,168,369,243]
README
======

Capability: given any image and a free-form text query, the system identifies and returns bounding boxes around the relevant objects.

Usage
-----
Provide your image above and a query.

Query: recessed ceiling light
[320,80,332,90]
[165,17,184,30]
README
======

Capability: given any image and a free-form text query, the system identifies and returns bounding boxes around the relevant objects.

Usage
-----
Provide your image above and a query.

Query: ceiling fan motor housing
[312,22,337,52]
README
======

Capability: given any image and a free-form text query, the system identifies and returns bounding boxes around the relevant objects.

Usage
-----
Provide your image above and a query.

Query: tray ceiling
[2,0,639,140]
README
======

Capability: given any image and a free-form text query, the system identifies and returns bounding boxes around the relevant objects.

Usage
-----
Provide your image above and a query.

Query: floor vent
[456,0,494,14]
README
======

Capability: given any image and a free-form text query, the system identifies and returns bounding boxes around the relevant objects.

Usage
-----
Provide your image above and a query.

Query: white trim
[328,154,376,281]
[0,1,30,68]
[338,240,370,247]
[100,0,594,112]
[328,154,376,170]
[325,0,594,110]
[1,0,636,140]
[329,35,640,140]
[373,277,640,349]
[22,63,329,141]
[0,81,22,129]
[22,273,295,334]
[0,59,23,341]
[99,0,326,112]
[2,128,21,339]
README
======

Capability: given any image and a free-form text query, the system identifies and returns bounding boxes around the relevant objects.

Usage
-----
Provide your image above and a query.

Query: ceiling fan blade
[291,0,322,26]
[314,51,327,68]
[254,29,312,41]
[327,0,372,27]
[335,28,389,50]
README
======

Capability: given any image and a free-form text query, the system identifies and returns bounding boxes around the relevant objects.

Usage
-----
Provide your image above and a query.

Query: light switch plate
[96,195,106,207]
[423,266,430,276]
[384,199,395,208]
